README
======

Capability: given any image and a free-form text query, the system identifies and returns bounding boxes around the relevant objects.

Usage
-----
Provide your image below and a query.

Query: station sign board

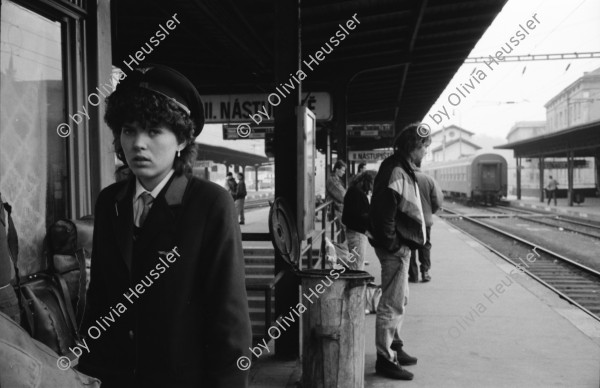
[194,160,212,168]
[349,150,392,162]
[222,125,273,140]
[203,92,332,123]
[347,122,394,138]
[544,160,588,169]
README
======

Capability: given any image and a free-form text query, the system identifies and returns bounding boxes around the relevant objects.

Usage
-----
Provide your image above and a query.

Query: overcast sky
[422,0,600,140]
[198,0,600,154]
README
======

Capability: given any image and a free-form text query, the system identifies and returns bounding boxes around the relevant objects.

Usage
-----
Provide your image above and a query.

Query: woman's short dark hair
[104,87,197,175]
[333,160,346,171]
[393,122,431,156]
[351,171,374,194]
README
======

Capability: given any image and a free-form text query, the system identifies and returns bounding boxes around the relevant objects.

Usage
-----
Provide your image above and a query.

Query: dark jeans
[547,189,557,205]
[409,227,431,280]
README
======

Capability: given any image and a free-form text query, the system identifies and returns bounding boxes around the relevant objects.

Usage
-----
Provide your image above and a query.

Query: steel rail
[480,206,600,240]
[442,207,600,323]
[496,205,600,230]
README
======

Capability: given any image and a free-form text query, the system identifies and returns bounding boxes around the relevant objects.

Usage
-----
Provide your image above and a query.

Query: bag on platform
[17,219,87,356]
[0,195,85,356]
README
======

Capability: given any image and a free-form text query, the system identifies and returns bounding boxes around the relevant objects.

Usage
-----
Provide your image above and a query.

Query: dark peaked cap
[117,64,205,136]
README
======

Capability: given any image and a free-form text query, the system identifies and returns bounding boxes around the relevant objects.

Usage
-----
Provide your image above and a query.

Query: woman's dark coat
[78,174,252,387]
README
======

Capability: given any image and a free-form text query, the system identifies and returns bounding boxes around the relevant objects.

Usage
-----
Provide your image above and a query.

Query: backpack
[0,193,85,356]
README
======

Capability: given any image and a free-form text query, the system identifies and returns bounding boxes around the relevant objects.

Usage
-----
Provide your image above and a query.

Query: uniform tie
[137,192,154,227]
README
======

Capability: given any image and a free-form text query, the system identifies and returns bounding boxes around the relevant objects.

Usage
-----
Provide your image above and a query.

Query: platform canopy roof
[195,143,270,167]
[112,0,508,151]
[495,120,600,158]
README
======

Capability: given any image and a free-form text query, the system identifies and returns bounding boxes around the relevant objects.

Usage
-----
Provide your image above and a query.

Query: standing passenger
[369,123,430,381]
[408,167,443,283]
[326,160,347,243]
[235,172,247,225]
[545,175,559,206]
[342,171,374,270]
[79,65,251,387]
[225,171,237,199]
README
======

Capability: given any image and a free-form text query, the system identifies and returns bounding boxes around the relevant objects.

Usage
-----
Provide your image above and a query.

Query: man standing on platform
[235,172,247,224]
[408,166,443,283]
[546,175,559,206]
[326,160,347,243]
[225,172,237,199]
[368,123,430,381]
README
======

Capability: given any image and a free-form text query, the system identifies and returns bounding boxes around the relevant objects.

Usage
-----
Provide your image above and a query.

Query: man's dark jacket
[79,174,252,387]
[236,180,247,200]
[369,154,426,252]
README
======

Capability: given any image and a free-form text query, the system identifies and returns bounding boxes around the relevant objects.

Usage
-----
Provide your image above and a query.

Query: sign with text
[223,125,273,140]
[203,92,332,123]
[349,150,392,162]
[347,122,394,138]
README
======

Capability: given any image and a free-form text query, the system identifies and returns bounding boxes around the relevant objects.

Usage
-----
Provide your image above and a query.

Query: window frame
[2,0,92,218]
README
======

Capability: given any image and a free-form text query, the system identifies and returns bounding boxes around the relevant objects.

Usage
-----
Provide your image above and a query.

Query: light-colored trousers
[346,229,367,270]
[235,198,245,223]
[374,245,411,361]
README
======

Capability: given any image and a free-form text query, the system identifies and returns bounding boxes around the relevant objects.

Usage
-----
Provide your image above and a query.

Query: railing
[243,199,341,344]
[306,199,341,270]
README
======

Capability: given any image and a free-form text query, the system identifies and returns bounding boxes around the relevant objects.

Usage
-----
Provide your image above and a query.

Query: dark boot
[375,355,414,380]
[391,341,418,366]
[421,271,431,282]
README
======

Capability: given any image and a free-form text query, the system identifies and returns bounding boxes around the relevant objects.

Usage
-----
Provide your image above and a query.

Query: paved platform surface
[248,215,600,388]
[509,196,600,222]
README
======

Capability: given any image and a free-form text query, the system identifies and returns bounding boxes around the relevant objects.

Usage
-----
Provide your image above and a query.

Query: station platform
[247,213,600,388]
[509,196,600,223]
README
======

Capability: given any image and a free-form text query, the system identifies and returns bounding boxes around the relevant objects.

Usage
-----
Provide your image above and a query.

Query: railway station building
[498,67,600,204]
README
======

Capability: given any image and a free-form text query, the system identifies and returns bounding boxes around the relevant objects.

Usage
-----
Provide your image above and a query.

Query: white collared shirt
[133,170,175,226]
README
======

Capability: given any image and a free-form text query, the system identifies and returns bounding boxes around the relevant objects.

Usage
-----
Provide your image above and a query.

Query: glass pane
[0,0,67,274]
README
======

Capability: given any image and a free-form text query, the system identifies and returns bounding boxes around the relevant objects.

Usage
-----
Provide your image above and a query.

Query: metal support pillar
[254,164,259,191]
[595,148,600,196]
[273,0,300,359]
[334,82,348,186]
[516,157,522,200]
[567,151,574,206]
[538,157,544,203]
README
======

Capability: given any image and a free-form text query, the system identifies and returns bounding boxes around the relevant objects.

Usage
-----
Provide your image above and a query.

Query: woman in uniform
[78,65,251,387]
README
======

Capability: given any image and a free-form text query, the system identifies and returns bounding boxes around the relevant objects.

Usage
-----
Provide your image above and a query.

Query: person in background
[350,162,368,185]
[342,171,374,270]
[326,160,347,243]
[408,166,443,283]
[368,122,430,381]
[357,162,367,174]
[225,172,237,199]
[79,65,251,387]
[545,175,559,206]
[235,172,247,225]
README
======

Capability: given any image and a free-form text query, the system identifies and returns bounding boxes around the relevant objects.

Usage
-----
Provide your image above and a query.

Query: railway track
[484,205,600,240]
[245,196,273,210]
[442,207,600,322]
